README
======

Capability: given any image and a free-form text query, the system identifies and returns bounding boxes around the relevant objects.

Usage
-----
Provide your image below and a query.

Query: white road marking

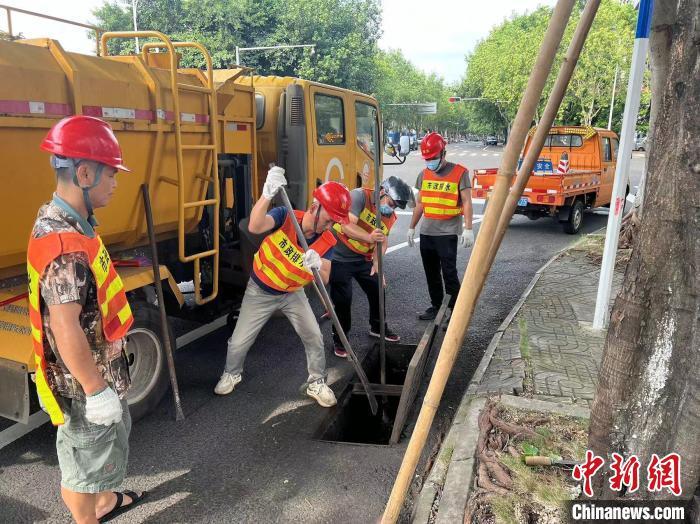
[481,153,488,156]
[492,153,499,156]
[386,217,484,254]
[470,153,477,156]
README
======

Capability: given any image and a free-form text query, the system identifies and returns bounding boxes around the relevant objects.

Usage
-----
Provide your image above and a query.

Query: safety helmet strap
[50,155,104,226]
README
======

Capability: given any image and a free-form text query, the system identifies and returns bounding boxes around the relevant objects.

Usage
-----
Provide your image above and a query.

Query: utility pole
[593,0,654,329]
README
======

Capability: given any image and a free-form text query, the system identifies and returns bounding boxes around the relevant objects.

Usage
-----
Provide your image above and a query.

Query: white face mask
[425,158,441,171]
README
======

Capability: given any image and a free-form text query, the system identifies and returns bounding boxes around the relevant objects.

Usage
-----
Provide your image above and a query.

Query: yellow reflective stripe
[261,242,308,285]
[421,195,459,206]
[347,238,371,253]
[255,253,295,290]
[425,206,461,216]
[27,262,40,310]
[104,276,124,304]
[31,325,41,343]
[101,277,125,316]
[334,223,371,253]
[117,303,132,324]
[34,356,64,425]
[90,240,111,287]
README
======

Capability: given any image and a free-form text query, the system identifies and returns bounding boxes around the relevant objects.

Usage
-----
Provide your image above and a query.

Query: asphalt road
[0,142,646,523]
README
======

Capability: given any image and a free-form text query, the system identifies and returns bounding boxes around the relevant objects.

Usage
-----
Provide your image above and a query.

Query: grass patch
[464,402,589,523]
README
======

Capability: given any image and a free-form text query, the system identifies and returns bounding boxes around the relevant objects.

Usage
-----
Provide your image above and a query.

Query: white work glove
[262,166,287,200]
[407,228,416,247]
[302,249,322,271]
[85,387,123,426]
[459,228,475,248]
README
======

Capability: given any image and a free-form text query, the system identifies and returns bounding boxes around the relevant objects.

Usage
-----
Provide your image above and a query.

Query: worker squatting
[28,116,473,523]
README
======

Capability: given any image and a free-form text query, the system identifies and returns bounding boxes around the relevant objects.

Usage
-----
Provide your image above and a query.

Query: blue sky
[6,0,557,83]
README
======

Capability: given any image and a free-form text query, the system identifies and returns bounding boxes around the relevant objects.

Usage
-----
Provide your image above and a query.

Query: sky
[3,0,557,83]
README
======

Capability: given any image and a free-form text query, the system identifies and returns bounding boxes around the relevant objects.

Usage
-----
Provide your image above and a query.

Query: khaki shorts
[56,398,131,493]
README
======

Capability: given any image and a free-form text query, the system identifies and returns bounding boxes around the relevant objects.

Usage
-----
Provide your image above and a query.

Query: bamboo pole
[486,0,602,268]
[380,1,576,521]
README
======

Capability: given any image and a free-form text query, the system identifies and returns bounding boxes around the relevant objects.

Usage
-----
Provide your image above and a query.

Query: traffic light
[448,96,461,103]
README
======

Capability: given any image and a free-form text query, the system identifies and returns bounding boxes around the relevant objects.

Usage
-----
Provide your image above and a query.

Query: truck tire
[563,200,584,234]
[124,302,172,421]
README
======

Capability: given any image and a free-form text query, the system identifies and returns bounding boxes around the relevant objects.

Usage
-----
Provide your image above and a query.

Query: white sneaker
[214,372,242,395]
[306,379,337,407]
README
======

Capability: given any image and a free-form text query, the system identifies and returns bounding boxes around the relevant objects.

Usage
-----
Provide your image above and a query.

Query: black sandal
[99,490,147,523]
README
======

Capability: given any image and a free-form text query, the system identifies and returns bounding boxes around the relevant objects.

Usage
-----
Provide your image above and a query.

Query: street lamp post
[235,44,315,65]
[131,0,139,53]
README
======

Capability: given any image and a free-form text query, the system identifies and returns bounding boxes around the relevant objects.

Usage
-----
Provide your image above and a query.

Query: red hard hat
[313,181,351,224]
[420,132,446,159]
[40,115,131,172]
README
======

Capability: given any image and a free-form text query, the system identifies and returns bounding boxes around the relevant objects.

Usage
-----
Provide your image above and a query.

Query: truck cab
[251,77,382,209]
[472,126,622,234]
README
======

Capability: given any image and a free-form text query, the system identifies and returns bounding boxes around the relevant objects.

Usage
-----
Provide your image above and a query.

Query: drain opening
[315,342,414,446]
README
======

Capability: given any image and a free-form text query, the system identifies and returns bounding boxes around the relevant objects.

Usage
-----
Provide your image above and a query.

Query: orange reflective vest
[26,232,134,426]
[253,210,336,293]
[420,164,467,219]
[333,188,396,259]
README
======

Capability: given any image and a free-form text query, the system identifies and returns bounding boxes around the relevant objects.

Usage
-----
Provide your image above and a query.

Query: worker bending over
[407,132,474,320]
[215,168,351,407]
[329,176,414,357]
[29,116,145,523]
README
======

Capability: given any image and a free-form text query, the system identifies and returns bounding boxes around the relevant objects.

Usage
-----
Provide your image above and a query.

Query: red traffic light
[448,96,461,103]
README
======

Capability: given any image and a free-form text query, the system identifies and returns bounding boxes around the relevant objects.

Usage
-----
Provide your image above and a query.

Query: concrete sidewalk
[414,233,625,523]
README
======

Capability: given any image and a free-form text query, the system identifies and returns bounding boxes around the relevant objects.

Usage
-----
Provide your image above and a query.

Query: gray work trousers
[224,279,326,383]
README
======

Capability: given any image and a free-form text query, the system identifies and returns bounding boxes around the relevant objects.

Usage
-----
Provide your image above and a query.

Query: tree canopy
[91,0,648,138]
[460,0,643,136]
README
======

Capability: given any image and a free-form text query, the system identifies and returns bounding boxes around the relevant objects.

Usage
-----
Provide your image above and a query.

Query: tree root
[477,463,510,495]
[480,450,513,489]
[489,413,540,440]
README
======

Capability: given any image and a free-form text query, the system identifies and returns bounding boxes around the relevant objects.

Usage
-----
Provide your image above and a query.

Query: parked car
[484,136,498,146]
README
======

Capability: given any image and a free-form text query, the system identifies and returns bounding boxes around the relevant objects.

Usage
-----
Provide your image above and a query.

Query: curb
[467,245,568,396]
[412,240,585,524]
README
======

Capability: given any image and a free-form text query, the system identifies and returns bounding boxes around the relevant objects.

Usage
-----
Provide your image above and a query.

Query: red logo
[609,453,641,493]
[648,453,682,496]
[573,450,605,497]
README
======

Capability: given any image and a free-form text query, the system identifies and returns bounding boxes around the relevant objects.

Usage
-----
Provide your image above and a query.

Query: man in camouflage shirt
[35,200,131,402]
[31,116,144,524]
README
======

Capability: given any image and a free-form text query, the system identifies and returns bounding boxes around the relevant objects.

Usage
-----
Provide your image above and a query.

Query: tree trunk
[588,0,700,500]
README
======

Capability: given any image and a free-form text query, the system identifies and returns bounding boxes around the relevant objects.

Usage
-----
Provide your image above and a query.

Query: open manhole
[314,342,413,446]
[314,300,449,446]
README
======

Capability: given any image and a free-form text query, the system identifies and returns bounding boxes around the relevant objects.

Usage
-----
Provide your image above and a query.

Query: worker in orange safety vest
[327,176,415,358]
[215,167,351,408]
[28,115,145,523]
[407,132,474,320]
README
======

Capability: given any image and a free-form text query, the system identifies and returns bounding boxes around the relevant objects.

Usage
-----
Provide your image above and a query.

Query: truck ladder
[101,32,220,305]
